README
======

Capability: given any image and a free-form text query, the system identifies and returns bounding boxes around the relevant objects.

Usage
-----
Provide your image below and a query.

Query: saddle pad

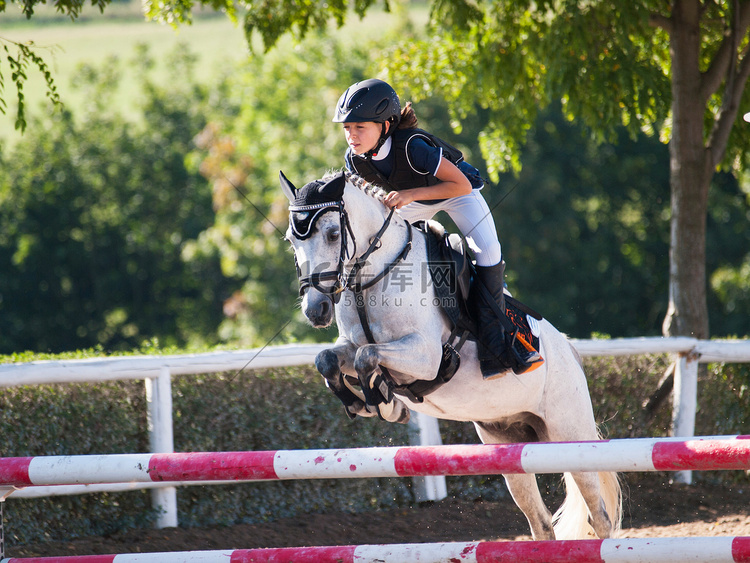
[420,220,544,355]
[420,222,475,334]
[505,295,542,353]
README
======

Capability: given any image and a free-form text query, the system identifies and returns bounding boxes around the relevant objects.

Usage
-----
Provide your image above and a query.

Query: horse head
[280,170,351,328]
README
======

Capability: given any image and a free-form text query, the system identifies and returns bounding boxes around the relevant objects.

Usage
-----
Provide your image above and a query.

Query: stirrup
[511,348,544,375]
[509,330,544,375]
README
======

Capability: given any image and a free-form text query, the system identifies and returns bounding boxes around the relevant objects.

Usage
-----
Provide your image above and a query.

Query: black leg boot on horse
[475,261,544,380]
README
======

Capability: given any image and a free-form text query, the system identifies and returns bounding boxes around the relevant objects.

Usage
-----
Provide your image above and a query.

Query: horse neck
[343,184,411,272]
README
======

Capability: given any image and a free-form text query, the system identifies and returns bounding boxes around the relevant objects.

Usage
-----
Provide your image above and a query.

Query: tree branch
[700,1,750,102]
[709,41,750,166]
[0,38,62,132]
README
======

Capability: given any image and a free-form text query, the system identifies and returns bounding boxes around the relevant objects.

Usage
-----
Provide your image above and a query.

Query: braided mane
[322,170,389,207]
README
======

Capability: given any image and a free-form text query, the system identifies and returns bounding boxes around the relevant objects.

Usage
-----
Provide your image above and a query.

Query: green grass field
[1,1,422,144]
[1,4,248,141]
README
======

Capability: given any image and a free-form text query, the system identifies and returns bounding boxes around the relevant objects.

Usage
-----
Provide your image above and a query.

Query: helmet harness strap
[365,121,391,159]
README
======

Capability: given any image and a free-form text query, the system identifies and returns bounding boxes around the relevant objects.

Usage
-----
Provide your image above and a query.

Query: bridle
[290,194,415,412]
[289,200,354,301]
[289,197,413,303]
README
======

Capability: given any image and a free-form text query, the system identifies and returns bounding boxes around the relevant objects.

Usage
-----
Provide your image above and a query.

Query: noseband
[289,199,412,303]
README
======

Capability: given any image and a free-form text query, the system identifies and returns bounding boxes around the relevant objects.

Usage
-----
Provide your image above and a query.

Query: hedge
[2,355,749,545]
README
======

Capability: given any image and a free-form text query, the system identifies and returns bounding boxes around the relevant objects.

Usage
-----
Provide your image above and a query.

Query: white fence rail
[1,338,749,528]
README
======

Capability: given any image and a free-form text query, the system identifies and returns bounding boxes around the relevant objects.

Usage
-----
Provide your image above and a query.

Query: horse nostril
[319,298,332,319]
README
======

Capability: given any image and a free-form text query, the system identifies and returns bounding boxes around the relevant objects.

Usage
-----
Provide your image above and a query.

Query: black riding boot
[475,262,543,379]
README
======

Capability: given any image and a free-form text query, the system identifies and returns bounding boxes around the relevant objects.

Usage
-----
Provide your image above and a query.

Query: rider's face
[343,121,387,155]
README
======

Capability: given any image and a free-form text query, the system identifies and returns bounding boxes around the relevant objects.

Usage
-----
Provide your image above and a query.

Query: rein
[349,218,414,409]
[335,207,413,409]
[348,209,412,292]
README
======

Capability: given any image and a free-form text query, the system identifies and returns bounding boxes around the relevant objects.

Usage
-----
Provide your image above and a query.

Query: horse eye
[327,228,341,243]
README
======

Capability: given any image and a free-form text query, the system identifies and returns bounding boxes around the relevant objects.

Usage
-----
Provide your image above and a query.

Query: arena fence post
[145,366,178,528]
[407,412,447,502]
[672,352,699,485]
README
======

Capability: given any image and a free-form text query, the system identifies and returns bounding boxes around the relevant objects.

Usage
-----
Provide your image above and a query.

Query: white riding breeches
[396,189,503,267]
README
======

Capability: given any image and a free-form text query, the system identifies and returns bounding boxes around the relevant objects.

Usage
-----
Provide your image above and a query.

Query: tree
[0,46,229,353]
[380,1,750,340]
[7,0,750,340]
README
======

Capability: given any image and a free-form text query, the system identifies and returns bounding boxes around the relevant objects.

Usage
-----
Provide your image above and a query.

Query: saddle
[417,220,543,376]
[419,220,475,336]
[337,221,545,415]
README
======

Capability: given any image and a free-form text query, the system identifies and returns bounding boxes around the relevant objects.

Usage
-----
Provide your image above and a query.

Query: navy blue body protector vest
[348,128,467,200]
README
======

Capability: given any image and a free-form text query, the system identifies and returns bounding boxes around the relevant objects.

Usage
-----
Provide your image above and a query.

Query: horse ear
[279,170,298,203]
[319,171,346,201]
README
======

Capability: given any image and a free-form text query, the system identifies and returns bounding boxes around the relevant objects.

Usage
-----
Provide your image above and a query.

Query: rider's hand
[384,190,415,209]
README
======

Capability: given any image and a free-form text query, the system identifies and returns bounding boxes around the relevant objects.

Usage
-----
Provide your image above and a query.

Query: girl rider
[333,78,542,378]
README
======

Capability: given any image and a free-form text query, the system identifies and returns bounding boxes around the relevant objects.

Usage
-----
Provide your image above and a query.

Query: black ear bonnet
[280,172,346,240]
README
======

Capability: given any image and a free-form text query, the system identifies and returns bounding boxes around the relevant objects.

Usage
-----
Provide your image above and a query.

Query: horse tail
[551,430,623,543]
[552,471,622,540]
[600,470,624,537]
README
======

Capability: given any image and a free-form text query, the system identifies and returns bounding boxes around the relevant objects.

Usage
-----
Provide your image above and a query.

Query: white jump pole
[4,537,750,563]
[3,436,750,488]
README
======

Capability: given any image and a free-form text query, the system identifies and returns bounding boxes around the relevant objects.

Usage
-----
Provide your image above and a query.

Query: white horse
[280,170,621,541]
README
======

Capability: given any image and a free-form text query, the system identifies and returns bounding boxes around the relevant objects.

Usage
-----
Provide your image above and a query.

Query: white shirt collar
[371,136,392,161]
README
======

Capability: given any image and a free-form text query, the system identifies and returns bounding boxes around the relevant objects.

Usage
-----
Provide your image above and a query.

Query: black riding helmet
[333,79,401,157]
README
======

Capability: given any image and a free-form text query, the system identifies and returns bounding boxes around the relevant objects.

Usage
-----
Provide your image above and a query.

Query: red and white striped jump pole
[1,436,749,488]
[3,537,750,563]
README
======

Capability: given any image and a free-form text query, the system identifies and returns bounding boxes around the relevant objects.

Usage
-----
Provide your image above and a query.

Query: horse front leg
[354,333,441,421]
[355,333,443,386]
[316,339,410,423]
[315,339,368,419]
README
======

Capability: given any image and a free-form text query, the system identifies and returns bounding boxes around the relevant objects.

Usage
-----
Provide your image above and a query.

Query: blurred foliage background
[0,24,748,354]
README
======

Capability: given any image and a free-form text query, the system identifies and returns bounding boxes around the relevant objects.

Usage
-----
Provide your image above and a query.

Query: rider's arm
[383,137,472,209]
[383,158,471,209]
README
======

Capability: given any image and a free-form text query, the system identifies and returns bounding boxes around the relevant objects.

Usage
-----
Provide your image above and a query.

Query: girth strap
[354,289,465,406]
[391,329,464,403]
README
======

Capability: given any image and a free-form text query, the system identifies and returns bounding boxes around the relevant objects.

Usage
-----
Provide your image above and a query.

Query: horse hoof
[378,400,410,424]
